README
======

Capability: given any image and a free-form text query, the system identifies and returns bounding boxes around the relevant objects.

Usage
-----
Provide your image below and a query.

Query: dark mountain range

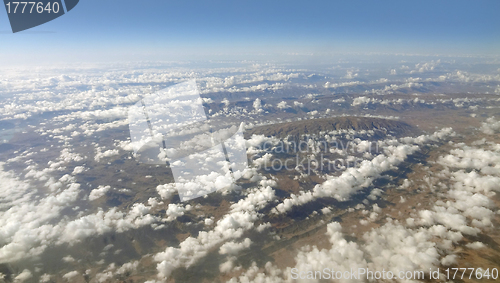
[245,116,417,140]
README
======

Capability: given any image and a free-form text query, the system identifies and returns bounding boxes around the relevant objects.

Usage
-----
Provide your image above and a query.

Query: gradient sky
[0,0,499,65]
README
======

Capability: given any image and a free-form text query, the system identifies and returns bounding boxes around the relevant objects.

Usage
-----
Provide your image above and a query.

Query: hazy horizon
[1,0,499,66]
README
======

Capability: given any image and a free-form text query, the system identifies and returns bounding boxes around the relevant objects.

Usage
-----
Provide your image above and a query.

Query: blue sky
[0,0,499,65]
